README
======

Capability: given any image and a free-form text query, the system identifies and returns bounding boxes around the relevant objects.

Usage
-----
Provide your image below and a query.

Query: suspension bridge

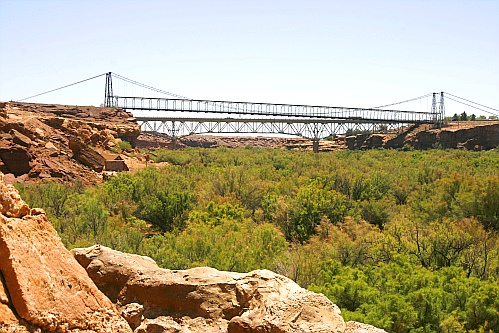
[18,72,499,152]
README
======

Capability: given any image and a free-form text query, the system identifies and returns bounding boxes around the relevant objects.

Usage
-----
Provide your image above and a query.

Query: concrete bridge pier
[312,124,320,153]
[313,139,319,153]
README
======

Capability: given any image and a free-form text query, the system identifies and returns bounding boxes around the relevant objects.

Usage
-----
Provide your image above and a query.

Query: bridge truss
[134,115,410,139]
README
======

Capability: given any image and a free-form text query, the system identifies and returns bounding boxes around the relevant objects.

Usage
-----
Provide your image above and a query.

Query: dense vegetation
[16,147,499,333]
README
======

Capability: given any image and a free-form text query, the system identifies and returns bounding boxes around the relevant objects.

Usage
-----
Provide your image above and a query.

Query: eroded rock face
[135,316,228,333]
[121,303,145,330]
[343,122,499,151]
[0,272,19,326]
[0,173,132,332]
[0,175,30,218]
[0,146,31,177]
[9,129,33,147]
[0,102,141,184]
[72,245,346,333]
[69,138,106,172]
[345,321,388,333]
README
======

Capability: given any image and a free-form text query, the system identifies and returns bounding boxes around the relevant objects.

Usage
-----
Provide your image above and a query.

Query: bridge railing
[113,96,437,124]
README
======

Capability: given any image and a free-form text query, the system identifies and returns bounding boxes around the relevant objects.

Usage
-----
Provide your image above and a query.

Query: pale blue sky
[1,0,498,117]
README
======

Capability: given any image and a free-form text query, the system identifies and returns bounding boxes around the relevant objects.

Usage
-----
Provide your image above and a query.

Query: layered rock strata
[0,102,140,183]
[346,122,499,150]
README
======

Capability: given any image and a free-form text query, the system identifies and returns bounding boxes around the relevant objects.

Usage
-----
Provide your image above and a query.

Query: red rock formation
[69,138,106,172]
[72,245,346,333]
[0,102,140,184]
[135,316,228,333]
[345,321,388,333]
[401,122,498,150]
[0,146,31,177]
[0,173,132,332]
[0,272,19,327]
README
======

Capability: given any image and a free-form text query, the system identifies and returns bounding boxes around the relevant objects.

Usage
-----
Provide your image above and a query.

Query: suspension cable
[17,73,107,102]
[373,93,432,109]
[445,96,499,116]
[111,73,250,112]
[444,92,498,112]
[111,73,189,99]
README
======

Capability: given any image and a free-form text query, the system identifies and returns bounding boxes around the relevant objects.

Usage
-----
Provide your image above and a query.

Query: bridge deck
[115,96,438,124]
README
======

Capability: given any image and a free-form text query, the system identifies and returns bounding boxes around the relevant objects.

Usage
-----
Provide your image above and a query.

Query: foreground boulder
[0,173,131,332]
[72,245,347,333]
[0,272,21,328]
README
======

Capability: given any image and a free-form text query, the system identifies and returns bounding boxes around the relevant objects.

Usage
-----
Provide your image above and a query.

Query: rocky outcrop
[72,245,346,333]
[345,134,370,150]
[10,129,32,147]
[411,130,438,149]
[408,123,499,150]
[361,134,384,149]
[438,123,499,149]
[0,272,20,327]
[0,146,31,177]
[0,178,30,218]
[69,138,106,172]
[43,116,140,150]
[343,122,499,151]
[0,102,141,184]
[135,316,228,333]
[0,173,132,332]
[345,321,387,333]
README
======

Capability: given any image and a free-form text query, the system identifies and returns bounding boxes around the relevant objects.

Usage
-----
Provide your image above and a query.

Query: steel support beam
[135,117,418,139]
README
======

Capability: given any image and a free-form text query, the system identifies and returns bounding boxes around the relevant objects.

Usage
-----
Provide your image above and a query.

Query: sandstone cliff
[0,102,140,184]
[346,122,499,150]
